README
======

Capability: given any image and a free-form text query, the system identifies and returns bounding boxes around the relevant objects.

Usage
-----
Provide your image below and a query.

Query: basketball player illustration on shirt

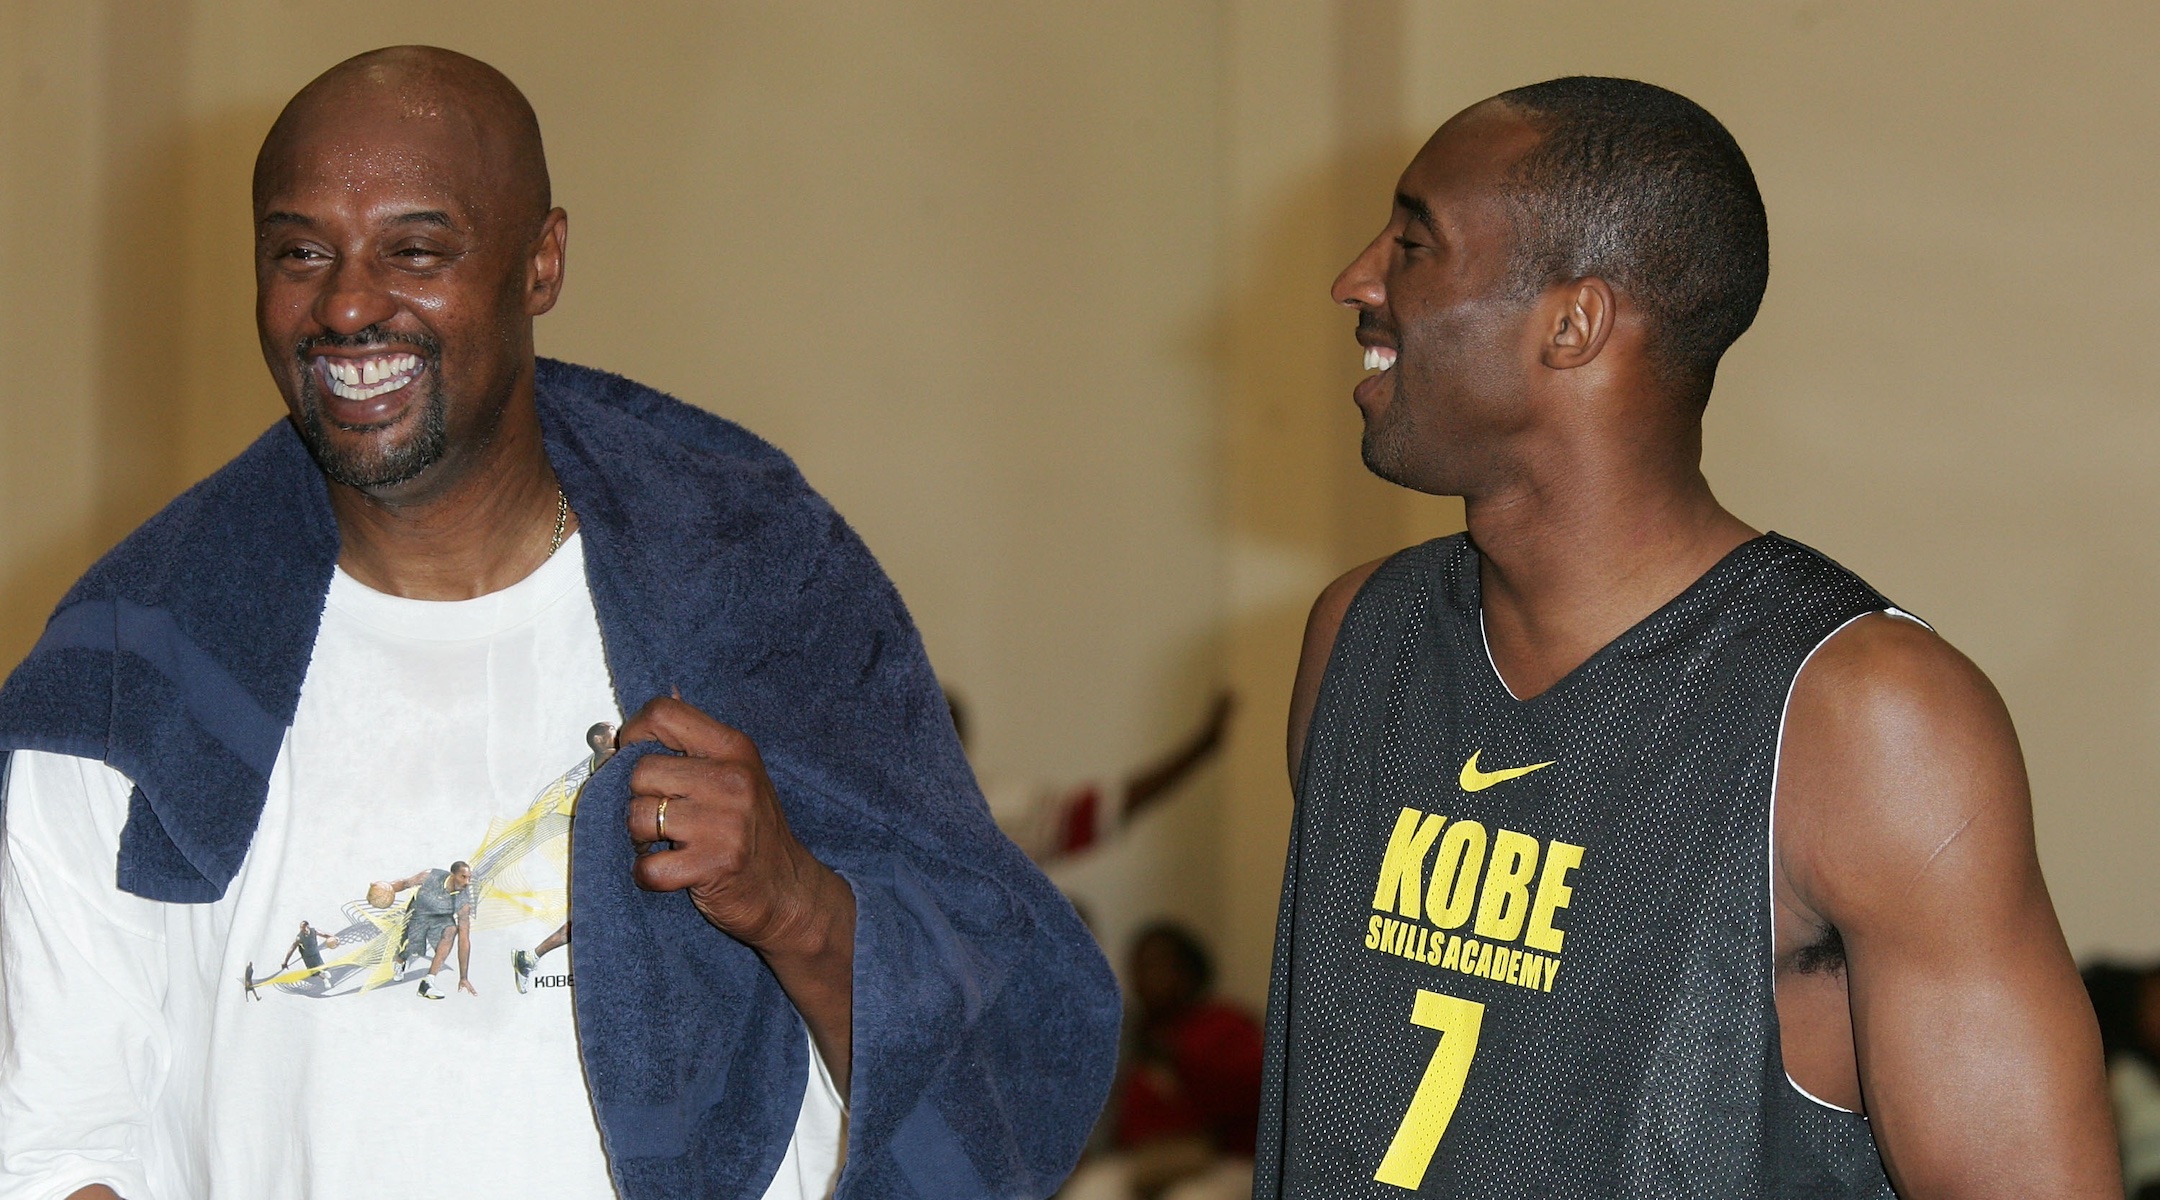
[384,862,479,998]
[514,721,615,993]
[272,921,341,995]
[243,722,609,1002]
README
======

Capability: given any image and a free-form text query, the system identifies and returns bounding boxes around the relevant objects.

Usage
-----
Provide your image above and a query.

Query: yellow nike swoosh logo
[1459,749,1556,792]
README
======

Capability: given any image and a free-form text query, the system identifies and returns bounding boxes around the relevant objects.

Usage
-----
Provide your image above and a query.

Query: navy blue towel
[0,358,1122,1198]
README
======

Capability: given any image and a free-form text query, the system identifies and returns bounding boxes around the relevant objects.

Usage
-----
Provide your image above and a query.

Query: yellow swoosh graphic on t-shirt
[1459,749,1556,792]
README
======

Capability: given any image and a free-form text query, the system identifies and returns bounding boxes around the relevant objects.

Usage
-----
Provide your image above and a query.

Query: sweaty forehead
[260,105,496,220]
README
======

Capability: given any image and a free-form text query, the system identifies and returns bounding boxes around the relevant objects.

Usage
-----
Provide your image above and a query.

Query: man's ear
[1539,276,1615,371]
[526,208,570,317]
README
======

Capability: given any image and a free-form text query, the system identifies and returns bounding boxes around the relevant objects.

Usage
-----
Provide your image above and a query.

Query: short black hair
[1493,76,1768,404]
[1133,920,1213,993]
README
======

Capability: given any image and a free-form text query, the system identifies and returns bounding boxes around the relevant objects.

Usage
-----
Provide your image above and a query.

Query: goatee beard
[289,331,448,490]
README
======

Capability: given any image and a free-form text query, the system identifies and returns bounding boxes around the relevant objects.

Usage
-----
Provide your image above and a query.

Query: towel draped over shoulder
[0,358,1121,1199]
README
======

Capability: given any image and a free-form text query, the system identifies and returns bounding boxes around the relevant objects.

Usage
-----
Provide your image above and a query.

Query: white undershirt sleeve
[750,1030,849,1200]
[0,751,173,1200]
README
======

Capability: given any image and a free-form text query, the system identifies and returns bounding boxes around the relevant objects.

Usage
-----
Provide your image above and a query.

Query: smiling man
[0,46,1117,1199]
[1257,77,2117,1197]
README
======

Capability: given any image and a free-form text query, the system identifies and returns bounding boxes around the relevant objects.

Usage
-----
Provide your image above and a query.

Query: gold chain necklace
[547,487,569,556]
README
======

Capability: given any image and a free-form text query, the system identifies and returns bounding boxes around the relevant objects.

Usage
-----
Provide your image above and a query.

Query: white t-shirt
[0,535,845,1199]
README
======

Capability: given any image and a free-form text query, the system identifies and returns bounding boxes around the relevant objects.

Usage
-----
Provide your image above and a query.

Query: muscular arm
[1778,614,2118,1197]
[1287,559,1385,785]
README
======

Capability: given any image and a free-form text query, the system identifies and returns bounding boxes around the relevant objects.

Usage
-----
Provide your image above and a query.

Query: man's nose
[312,258,399,335]
[1330,231,1390,311]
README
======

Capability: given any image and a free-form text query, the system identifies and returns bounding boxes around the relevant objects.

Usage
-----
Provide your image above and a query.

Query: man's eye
[280,246,326,262]
[1394,237,1428,254]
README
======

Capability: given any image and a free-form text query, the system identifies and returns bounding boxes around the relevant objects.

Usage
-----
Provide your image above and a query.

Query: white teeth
[1364,346,1398,372]
[319,354,421,401]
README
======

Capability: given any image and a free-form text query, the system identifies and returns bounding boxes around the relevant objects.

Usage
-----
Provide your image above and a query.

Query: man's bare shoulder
[1287,558,1389,784]
[1797,609,2002,718]
[1787,610,2018,802]
[1778,610,2031,922]
[1310,559,1389,644]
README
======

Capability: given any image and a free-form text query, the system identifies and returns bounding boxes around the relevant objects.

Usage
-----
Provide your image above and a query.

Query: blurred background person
[1062,921,1262,1200]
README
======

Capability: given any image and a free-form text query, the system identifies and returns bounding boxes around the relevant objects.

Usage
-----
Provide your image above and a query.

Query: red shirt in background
[1115,999,1264,1157]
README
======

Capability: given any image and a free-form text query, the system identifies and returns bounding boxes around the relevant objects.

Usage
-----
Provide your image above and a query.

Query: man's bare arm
[1779,614,2118,1197]
[1287,559,1385,785]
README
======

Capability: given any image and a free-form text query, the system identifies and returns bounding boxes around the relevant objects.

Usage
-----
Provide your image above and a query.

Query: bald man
[1257,78,2116,1197]
[0,47,1117,1200]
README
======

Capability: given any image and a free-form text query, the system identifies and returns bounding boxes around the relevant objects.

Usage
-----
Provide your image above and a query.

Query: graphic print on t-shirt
[242,722,617,1002]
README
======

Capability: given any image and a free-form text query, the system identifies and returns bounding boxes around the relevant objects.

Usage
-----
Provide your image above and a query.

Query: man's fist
[617,696,852,961]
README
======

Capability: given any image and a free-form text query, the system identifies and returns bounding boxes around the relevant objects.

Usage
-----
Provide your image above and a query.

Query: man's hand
[618,696,857,1093]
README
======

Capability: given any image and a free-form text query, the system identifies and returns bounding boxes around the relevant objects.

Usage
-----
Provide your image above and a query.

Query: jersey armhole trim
[1786,1073,1862,1117]
[1882,605,1931,631]
[1767,607,1884,1116]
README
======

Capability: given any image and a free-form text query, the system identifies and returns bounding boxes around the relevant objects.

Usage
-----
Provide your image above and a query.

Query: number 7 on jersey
[1373,988,1486,1190]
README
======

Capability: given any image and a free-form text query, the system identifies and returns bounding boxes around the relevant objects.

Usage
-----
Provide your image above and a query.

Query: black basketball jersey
[1254,533,1900,1199]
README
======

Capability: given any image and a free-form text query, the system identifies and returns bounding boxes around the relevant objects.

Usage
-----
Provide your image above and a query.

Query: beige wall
[0,0,191,670]
[4,2,2158,1013]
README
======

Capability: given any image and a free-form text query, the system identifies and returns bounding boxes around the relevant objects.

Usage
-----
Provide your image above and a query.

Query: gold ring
[655,796,669,842]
